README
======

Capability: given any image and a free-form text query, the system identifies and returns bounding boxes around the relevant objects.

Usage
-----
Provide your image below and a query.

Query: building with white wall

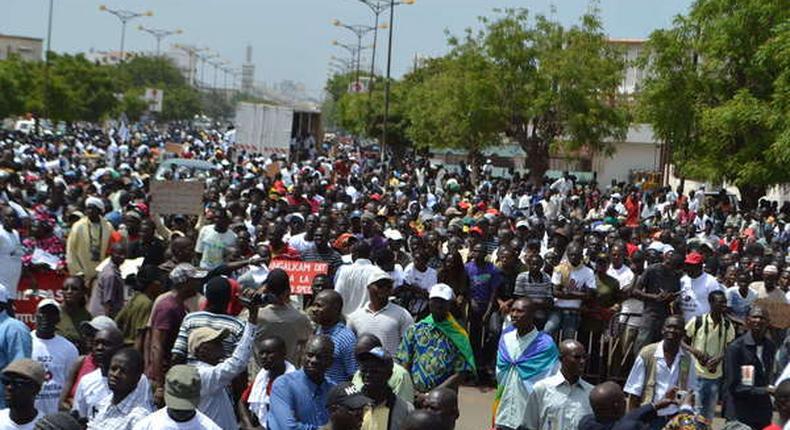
[0,34,43,61]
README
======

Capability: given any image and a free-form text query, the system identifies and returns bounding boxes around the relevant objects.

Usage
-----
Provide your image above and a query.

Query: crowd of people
[0,123,790,430]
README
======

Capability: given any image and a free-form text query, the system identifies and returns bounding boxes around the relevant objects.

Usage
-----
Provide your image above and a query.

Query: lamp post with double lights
[138,25,182,56]
[99,5,152,63]
[173,45,207,87]
[381,0,415,163]
[332,19,386,90]
[357,0,413,95]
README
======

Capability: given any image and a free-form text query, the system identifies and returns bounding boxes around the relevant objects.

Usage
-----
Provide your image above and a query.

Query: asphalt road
[455,386,733,430]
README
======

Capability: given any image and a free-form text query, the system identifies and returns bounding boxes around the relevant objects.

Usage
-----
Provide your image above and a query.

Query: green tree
[639,0,789,208]
[404,39,506,182]
[482,9,629,184]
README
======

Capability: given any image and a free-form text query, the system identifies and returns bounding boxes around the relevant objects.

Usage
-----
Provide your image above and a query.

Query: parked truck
[234,102,322,160]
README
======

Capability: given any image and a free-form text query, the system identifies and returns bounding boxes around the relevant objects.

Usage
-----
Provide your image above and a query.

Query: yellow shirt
[361,405,390,430]
[684,314,735,379]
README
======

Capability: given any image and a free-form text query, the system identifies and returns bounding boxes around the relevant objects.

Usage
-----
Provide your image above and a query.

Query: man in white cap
[347,268,413,356]
[133,365,221,430]
[396,284,475,395]
[31,299,79,415]
[66,196,115,282]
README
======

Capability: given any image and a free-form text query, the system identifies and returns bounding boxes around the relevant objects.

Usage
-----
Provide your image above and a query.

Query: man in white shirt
[87,348,151,429]
[524,339,593,430]
[246,336,296,427]
[0,206,22,299]
[30,299,79,415]
[195,210,237,270]
[190,302,257,430]
[624,316,698,429]
[73,327,152,421]
[347,273,414,356]
[0,359,46,430]
[546,243,596,340]
[335,242,377,315]
[678,252,723,322]
[132,365,221,430]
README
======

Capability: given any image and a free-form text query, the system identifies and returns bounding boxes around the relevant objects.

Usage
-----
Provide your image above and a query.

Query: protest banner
[269,259,328,295]
[754,298,790,329]
[15,272,68,329]
[150,180,204,215]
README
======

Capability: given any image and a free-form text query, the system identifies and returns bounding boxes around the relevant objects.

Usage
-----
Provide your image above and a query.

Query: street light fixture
[173,44,207,86]
[357,0,414,96]
[99,5,153,63]
[332,19,387,89]
[138,25,182,56]
[381,0,415,164]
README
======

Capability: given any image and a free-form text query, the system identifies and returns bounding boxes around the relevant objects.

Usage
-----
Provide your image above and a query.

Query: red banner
[269,260,328,295]
[14,271,68,329]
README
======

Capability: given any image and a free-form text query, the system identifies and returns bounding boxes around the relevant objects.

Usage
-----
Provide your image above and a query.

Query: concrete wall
[0,34,43,61]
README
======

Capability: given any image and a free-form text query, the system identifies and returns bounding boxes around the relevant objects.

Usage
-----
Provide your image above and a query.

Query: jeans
[544,308,581,340]
[695,377,721,422]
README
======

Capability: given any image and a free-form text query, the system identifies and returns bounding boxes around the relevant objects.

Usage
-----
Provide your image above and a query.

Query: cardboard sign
[265,161,280,179]
[269,259,328,295]
[150,180,204,215]
[753,298,790,329]
[165,142,184,154]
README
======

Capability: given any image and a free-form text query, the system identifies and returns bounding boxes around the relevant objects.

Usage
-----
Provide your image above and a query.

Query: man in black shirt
[632,251,683,353]
[723,305,775,429]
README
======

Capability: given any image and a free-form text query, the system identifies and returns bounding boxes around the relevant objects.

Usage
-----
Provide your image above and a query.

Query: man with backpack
[684,290,735,422]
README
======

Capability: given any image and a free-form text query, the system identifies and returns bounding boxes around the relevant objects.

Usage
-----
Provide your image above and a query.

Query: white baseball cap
[36,299,61,314]
[429,283,455,301]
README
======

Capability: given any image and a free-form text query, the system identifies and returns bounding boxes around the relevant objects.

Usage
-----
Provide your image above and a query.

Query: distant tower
[241,44,255,95]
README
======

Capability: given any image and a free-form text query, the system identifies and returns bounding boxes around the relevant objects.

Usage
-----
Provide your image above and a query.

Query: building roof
[607,38,646,45]
[0,34,44,43]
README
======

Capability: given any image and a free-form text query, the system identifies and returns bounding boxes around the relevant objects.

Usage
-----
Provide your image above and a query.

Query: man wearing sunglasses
[0,358,46,429]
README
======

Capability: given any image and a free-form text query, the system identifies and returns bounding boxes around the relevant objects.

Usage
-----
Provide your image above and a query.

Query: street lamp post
[358,0,414,96]
[173,45,207,86]
[99,5,153,62]
[381,0,414,164]
[199,52,218,89]
[138,26,182,56]
[332,19,385,90]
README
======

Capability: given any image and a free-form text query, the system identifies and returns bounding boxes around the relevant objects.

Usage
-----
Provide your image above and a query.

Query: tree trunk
[738,184,767,211]
[468,148,482,187]
[520,138,550,186]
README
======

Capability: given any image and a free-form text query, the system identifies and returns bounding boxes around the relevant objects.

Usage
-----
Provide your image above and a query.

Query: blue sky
[4,0,692,97]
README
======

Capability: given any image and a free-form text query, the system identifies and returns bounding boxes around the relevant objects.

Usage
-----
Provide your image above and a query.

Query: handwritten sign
[753,298,790,329]
[269,260,328,295]
[150,180,204,215]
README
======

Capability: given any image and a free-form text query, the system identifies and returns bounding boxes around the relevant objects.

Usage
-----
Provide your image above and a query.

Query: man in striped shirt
[171,276,244,363]
[310,290,357,383]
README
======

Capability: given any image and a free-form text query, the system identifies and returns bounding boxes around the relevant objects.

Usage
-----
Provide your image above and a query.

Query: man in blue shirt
[310,290,357,384]
[268,335,336,430]
[0,283,32,409]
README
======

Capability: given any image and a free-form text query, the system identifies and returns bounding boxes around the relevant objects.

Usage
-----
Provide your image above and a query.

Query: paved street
[458,386,496,430]
[456,386,734,430]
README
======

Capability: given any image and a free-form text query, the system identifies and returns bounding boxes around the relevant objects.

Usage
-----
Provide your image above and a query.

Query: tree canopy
[639,0,790,207]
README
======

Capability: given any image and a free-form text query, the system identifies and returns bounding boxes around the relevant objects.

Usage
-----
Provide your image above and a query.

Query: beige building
[0,34,43,61]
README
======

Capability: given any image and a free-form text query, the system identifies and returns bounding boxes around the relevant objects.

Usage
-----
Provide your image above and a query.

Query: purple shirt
[464,262,502,305]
